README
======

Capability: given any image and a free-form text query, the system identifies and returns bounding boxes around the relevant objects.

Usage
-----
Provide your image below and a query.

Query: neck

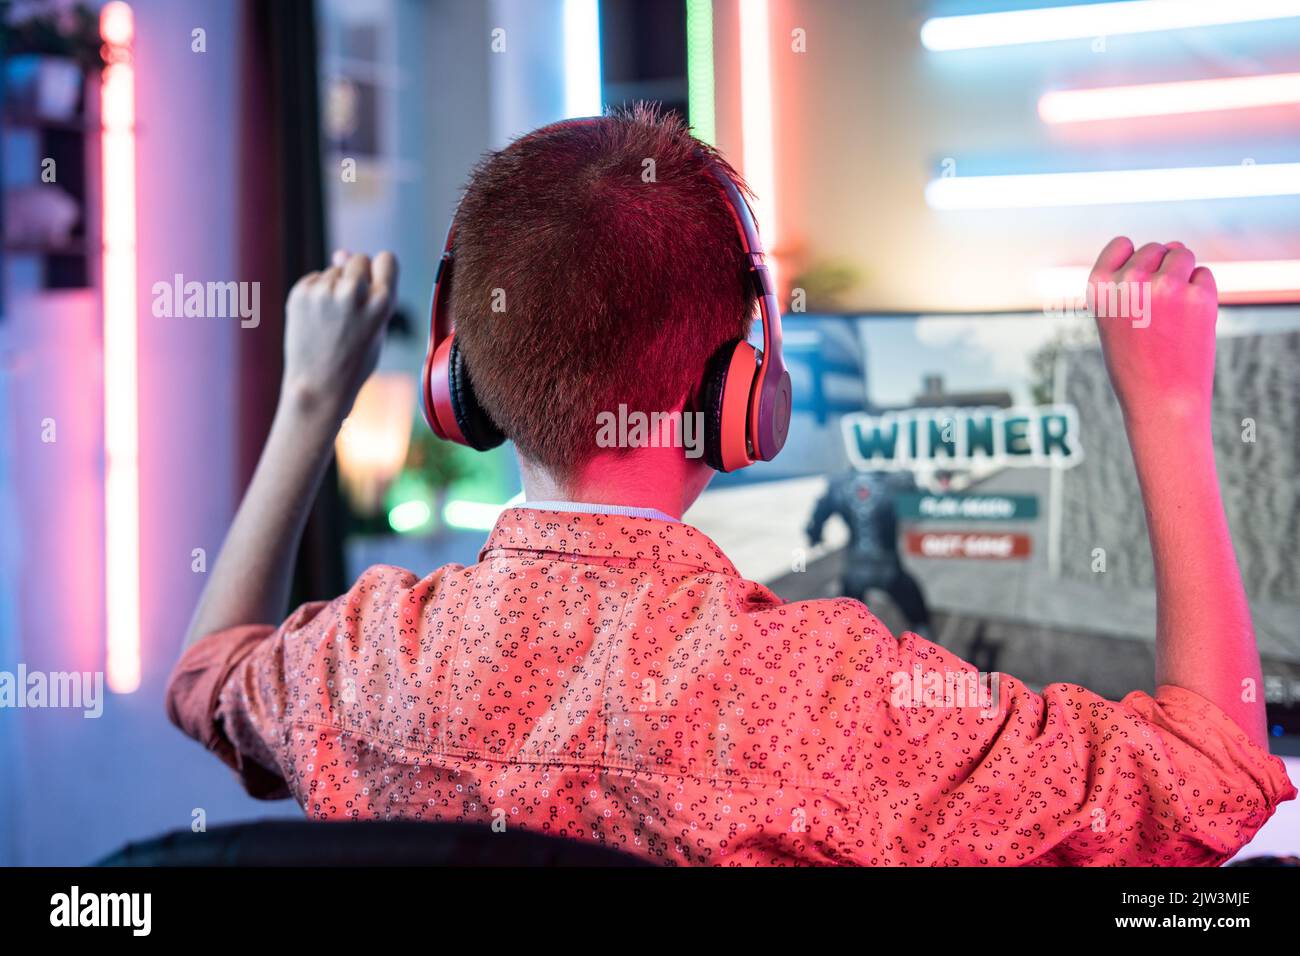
[520,448,712,520]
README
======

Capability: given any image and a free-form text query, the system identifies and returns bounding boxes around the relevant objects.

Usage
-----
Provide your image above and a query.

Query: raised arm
[181,251,399,651]
[1088,237,1265,747]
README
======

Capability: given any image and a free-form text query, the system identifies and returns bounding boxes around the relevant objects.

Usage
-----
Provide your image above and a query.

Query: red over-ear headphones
[420,119,791,473]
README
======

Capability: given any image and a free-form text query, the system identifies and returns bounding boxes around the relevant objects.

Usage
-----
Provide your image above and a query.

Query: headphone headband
[703,162,788,462]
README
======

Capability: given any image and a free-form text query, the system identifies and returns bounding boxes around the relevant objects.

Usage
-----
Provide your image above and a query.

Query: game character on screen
[807,469,933,640]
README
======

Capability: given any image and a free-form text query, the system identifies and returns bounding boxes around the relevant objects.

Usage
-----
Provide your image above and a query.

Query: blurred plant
[2,2,107,73]
[405,423,470,490]
[789,259,863,311]
[352,427,472,537]
[344,427,468,537]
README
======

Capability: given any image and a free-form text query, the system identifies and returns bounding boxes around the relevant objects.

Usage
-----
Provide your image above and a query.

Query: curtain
[236,0,345,605]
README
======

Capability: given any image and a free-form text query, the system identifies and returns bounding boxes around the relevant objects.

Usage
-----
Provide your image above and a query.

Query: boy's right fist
[1087,236,1218,427]
[282,250,399,421]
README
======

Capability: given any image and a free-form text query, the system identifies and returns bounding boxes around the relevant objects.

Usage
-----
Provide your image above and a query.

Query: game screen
[688,309,1300,728]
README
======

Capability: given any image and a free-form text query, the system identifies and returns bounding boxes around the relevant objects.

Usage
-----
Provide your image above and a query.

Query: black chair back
[96,820,654,867]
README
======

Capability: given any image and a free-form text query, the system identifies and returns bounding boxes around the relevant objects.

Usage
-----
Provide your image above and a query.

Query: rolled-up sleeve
[969,677,1293,865]
[877,630,1296,866]
[1035,683,1297,865]
[165,601,328,799]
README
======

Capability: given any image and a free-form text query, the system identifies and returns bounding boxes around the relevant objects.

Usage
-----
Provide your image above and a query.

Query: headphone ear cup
[448,338,506,451]
[700,339,759,472]
[701,341,735,471]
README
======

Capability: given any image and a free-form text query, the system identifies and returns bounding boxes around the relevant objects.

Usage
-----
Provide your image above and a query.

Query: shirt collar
[479,507,738,577]
[523,499,679,523]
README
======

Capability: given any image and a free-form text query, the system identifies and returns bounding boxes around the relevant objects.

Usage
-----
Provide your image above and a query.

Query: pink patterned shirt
[167,508,1294,865]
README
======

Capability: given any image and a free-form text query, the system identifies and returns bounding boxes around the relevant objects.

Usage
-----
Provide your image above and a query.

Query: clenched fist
[282,250,400,420]
[1088,237,1218,428]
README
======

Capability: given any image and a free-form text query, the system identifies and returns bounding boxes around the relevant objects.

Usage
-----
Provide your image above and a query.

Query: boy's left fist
[1087,237,1217,428]
[282,250,399,419]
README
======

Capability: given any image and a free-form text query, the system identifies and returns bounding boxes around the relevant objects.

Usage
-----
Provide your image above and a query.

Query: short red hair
[451,105,756,477]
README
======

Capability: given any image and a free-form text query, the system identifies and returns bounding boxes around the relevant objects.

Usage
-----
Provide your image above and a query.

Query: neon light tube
[1037,260,1300,297]
[740,0,778,291]
[563,0,603,118]
[685,0,716,144]
[1040,73,1300,123]
[921,0,1300,52]
[101,1,140,694]
[925,162,1300,209]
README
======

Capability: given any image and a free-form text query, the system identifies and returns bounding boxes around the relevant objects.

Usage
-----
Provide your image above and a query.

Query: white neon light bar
[926,162,1300,209]
[740,0,778,291]
[562,0,603,117]
[921,0,1300,51]
[1037,260,1300,298]
[1040,73,1300,123]
[101,1,140,694]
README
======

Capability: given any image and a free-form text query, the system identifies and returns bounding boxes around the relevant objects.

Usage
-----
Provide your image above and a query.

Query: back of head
[450,105,756,480]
